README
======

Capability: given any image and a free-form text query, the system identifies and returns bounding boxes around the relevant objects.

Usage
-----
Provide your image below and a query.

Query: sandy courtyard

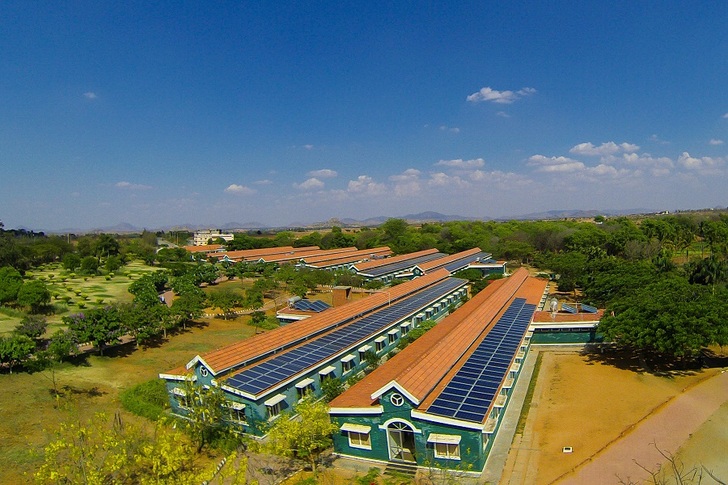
[501,349,725,485]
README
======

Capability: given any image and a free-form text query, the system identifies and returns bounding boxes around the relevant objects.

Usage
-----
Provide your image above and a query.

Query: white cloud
[619,153,674,173]
[254,179,273,185]
[677,152,724,171]
[224,184,256,195]
[527,155,585,173]
[307,169,338,178]
[439,125,460,133]
[389,169,422,196]
[389,168,421,182]
[709,138,724,145]
[347,175,386,196]
[294,178,325,191]
[115,181,152,190]
[83,92,97,100]
[723,113,728,119]
[435,158,485,169]
[569,141,640,156]
[466,86,536,104]
[496,111,510,118]
[427,172,470,188]
[303,144,314,150]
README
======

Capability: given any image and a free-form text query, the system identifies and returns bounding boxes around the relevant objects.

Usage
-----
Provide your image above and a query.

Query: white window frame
[264,393,286,421]
[341,423,372,450]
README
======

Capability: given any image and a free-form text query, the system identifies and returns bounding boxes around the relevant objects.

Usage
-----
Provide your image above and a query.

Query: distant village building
[193,229,234,246]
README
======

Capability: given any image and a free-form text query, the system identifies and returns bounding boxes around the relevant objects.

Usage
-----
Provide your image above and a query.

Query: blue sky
[1,2,727,231]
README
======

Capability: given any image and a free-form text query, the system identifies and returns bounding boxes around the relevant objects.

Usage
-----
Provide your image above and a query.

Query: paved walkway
[481,345,542,484]
[557,369,728,485]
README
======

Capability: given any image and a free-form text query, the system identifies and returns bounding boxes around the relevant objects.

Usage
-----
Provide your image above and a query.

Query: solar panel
[581,303,598,314]
[360,253,446,277]
[293,299,331,312]
[426,298,536,423]
[226,277,467,395]
[561,303,577,314]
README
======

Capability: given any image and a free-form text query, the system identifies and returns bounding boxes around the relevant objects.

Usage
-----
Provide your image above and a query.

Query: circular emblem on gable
[200,367,209,377]
[390,393,404,406]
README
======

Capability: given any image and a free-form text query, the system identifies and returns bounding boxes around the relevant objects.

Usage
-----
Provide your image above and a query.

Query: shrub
[119,379,169,421]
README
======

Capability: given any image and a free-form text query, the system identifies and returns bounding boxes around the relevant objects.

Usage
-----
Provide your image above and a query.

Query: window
[295,378,315,400]
[375,336,386,352]
[435,442,460,460]
[341,354,356,373]
[264,394,286,420]
[428,434,462,460]
[349,431,371,449]
[376,340,385,352]
[172,387,189,408]
[400,323,410,335]
[358,345,371,361]
[341,423,372,450]
[267,402,282,419]
[223,401,246,424]
[388,329,398,344]
[319,365,336,383]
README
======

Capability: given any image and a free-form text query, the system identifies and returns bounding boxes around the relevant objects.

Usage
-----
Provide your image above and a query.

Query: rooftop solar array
[292,299,331,312]
[359,252,446,277]
[426,298,536,423]
[226,277,466,396]
[442,251,492,272]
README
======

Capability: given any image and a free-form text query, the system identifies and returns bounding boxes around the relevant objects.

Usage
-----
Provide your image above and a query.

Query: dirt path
[557,370,728,484]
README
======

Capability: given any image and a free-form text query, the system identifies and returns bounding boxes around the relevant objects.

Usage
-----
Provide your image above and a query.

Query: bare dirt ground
[500,349,724,485]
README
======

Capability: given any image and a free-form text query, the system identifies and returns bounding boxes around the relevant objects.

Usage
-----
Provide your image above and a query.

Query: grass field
[1,261,163,336]
[0,314,261,484]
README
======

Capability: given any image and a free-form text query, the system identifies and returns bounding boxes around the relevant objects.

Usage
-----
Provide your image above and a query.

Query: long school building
[328,268,548,474]
[159,268,468,436]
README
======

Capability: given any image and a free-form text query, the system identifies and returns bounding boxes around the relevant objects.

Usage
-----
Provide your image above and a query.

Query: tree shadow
[101,341,137,358]
[580,344,702,377]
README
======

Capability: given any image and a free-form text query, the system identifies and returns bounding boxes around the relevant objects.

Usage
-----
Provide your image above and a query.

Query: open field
[0,315,260,484]
[1,261,162,335]
[501,349,726,485]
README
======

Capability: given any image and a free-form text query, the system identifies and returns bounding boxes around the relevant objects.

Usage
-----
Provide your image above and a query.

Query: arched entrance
[387,421,416,462]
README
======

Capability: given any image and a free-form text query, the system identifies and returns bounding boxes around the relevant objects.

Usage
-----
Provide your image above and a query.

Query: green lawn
[2,261,161,336]
[0,314,260,484]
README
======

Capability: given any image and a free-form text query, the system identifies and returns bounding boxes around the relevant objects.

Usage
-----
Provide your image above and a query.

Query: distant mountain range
[38,208,674,234]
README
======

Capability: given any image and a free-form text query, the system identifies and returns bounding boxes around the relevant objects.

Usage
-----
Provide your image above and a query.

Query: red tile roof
[183,244,225,253]
[330,268,548,413]
[166,268,453,377]
[531,309,604,323]
[352,248,440,272]
[416,247,483,273]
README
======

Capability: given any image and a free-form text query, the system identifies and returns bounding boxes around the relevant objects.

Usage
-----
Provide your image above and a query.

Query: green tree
[94,233,121,259]
[598,276,728,360]
[0,334,35,373]
[64,306,123,356]
[120,303,163,349]
[16,279,51,313]
[207,289,242,319]
[0,266,23,304]
[264,398,338,476]
[62,253,81,271]
[181,380,231,452]
[80,256,100,275]
[14,314,48,339]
